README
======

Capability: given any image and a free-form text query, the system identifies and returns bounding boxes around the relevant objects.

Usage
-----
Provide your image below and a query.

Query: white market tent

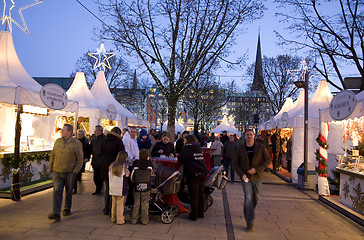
[66,72,107,130]
[0,31,78,149]
[210,116,240,135]
[289,80,333,183]
[274,97,294,129]
[319,90,364,191]
[90,71,147,127]
[162,120,185,134]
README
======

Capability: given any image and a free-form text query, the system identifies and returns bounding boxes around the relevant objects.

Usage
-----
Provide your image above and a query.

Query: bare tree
[275,0,364,90]
[96,0,265,137]
[182,75,227,133]
[71,51,133,93]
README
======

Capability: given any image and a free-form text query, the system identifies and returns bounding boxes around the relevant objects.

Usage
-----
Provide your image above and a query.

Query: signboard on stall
[40,84,68,110]
[106,104,117,121]
[329,90,357,120]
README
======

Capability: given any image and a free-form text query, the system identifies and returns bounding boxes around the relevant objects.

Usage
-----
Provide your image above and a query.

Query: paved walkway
[0,172,362,240]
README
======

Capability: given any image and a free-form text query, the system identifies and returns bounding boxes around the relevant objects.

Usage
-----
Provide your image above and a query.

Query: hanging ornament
[88,43,115,71]
[0,0,43,34]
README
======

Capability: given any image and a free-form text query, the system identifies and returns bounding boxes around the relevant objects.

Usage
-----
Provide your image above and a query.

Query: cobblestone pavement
[0,172,362,240]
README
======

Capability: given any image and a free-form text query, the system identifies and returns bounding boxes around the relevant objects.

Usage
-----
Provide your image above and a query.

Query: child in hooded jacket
[109,151,129,224]
[130,149,154,224]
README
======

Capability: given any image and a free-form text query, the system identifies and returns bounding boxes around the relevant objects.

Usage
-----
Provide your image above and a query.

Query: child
[130,149,153,224]
[109,151,129,224]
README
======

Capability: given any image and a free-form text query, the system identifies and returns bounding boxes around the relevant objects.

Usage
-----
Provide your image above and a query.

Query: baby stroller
[178,165,227,212]
[148,164,181,224]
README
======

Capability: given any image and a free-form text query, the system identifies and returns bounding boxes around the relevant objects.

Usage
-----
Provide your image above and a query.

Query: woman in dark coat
[178,135,208,221]
[101,127,125,215]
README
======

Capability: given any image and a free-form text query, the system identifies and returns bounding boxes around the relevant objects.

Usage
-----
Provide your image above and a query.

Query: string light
[0,0,43,34]
[88,43,115,71]
[288,59,317,88]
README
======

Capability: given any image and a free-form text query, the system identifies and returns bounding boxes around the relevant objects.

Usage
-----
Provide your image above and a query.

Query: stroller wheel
[206,195,213,207]
[170,204,180,217]
[203,200,209,212]
[161,209,174,224]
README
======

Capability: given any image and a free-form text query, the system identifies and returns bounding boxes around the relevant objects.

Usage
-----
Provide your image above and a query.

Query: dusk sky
[2,0,353,91]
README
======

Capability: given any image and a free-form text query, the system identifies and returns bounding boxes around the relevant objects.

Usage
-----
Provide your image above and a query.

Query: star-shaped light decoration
[0,0,43,34]
[287,59,317,89]
[88,43,115,71]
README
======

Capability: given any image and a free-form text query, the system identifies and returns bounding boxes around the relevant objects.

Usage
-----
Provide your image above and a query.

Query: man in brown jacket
[233,129,270,232]
[48,124,83,221]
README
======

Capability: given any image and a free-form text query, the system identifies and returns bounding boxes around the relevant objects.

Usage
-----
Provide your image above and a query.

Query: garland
[315,136,329,177]
[1,152,50,169]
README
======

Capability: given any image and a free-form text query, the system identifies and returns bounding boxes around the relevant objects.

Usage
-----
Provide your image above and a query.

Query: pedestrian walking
[109,151,129,225]
[48,124,83,221]
[233,129,270,232]
[178,135,208,221]
[130,149,153,225]
[90,125,105,195]
[222,135,238,182]
[101,127,125,215]
[220,131,229,145]
[73,129,90,194]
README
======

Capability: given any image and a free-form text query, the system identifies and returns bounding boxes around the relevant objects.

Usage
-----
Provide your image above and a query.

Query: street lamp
[289,59,315,190]
[293,72,309,188]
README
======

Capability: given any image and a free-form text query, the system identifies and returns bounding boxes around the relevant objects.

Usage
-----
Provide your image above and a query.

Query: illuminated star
[88,43,115,71]
[0,0,43,34]
[288,59,317,88]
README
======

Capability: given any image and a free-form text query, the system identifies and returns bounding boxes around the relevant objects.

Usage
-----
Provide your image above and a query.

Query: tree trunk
[11,104,22,201]
[167,100,177,143]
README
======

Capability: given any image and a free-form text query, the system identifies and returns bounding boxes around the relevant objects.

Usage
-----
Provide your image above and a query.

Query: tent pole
[303,72,309,189]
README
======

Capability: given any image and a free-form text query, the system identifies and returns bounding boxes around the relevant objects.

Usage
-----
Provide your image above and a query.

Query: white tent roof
[90,71,137,120]
[308,80,333,119]
[162,120,185,133]
[210,116,239,135]
[0,31,77,112]
[287,89,305,118]
[66,72,106,118]
[275,97,294,120]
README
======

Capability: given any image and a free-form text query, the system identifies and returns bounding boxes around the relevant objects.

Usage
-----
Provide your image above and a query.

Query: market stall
[288,81,333,184]
[90,71,148,129]
[66,72,107,134]
[210,116,240,136]
[0,31,78,192]
[319,90,364,213]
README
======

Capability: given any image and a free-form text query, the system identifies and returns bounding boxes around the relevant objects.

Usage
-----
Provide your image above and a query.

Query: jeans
[242,179,262,225]
[52,171,74,215]
[132,190,150,224]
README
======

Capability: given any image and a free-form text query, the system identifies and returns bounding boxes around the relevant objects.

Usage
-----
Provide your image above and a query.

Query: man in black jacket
[90,125,105,195]
[233,129,270,232]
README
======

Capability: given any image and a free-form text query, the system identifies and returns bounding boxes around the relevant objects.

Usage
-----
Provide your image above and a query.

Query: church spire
[133,68,138,89]
[251,32,265,93]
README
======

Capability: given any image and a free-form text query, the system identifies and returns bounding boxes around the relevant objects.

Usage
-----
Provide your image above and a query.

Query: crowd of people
[47,124,271,232]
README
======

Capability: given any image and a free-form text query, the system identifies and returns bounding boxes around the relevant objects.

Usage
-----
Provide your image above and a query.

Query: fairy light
[0,0,43,34]
[88,43,115,71]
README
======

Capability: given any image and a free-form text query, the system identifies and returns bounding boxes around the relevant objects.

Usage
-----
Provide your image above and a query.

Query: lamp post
[293,72,309,187]
[289,59,315,189]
